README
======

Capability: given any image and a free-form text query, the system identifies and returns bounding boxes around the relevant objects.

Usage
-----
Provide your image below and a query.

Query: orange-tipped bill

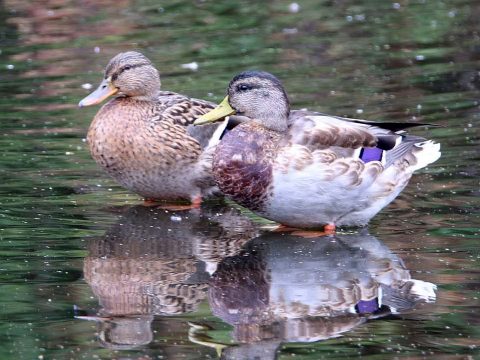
[78,77,118,107]
[194,96,235,125]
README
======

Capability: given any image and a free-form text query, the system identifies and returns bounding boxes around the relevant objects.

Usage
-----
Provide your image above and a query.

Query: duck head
[79,51,161,107]
[195,71,290,132]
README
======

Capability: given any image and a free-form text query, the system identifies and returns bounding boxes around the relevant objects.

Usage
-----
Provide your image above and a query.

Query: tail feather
[411,140,441,171]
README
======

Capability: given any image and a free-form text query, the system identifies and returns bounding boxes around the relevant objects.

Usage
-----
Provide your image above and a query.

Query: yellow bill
[194,96,236,125]
[78,77,118,107]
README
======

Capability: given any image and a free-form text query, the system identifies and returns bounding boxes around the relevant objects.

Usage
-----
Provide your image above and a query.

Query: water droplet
[355,14,366,21]
[181,62,199,71]
[94,46,100,53]
[6,64,14,70]
[288,2,300,13]
[392,3,401,9]
[283,28,298,34]
[81,83,93,90]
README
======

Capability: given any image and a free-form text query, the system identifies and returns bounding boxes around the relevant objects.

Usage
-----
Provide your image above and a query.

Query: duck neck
[252,108,289,133]
[123,74,161,102]
[127,90,161,102]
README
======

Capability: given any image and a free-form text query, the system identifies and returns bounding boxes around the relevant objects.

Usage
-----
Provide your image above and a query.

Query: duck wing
[156,91,216,125]
[155,91,221,149]
[287,110,438,168]
[289,110,436,132]
[288,112,380,149]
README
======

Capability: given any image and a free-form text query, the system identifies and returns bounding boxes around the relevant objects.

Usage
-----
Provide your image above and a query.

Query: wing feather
[286,110,436,169]
[288,114,378,150]
[153,91,221,149]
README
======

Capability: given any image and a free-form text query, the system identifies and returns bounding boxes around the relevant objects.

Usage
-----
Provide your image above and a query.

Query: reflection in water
[79,208,438,355]
[0,0,477,358]
[79,204,257,349]
[202,231,436,359]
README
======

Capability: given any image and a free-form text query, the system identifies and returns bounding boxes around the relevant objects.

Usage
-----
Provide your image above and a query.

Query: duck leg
[271,224,301,232]
[143,195,202,210]
[273,223,336,238]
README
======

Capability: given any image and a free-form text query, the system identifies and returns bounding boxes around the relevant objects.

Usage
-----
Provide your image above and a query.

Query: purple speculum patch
[355,298,380,314]
[360,147,383,163]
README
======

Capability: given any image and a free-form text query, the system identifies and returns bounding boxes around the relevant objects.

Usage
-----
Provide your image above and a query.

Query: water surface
[0,1,478,359]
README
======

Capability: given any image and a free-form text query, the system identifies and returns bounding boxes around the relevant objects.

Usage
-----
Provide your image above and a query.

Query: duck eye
[237,84,252,92]
[123,66,132,71]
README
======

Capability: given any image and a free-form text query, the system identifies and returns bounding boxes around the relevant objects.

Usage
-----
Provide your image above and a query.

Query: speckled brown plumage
[286,114,378,149]
[80,51,220,201]
[213,122,281,211]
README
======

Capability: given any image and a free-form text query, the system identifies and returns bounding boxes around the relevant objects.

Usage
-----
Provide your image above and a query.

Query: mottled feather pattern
[88,95,214,200]
[211,112,437,226]
[288,115,378,150]
[213,122,281,211]
[275,147,384,186]
[157,91,217,126]
[274,145,314,174]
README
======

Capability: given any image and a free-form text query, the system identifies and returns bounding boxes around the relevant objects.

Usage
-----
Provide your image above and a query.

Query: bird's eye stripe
[237,84,255,91]
[109,62,151,81]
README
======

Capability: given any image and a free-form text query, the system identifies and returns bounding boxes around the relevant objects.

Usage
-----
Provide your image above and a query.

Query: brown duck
[79,51,221,205]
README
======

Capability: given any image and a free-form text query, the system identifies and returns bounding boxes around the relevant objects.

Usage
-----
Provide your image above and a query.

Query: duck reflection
[78,204,258,350]
[198,230,436,359]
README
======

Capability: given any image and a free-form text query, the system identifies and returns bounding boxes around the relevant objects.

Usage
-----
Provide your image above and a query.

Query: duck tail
[411,140,441,171]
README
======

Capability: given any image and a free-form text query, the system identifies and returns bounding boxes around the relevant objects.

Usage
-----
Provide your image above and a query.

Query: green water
[0,0,478,359]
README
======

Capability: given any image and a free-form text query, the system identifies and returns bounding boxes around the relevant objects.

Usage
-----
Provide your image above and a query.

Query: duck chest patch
[213,124,276,211]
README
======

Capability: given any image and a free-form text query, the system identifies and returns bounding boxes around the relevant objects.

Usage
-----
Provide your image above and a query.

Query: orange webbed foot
[191,195,202,209]
[285,224,336,238]
[143,196,202,211]
[272,224,301,232]
[143,198,163,207]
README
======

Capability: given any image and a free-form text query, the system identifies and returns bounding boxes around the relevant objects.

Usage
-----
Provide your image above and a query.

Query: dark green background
[0,0,478,358]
